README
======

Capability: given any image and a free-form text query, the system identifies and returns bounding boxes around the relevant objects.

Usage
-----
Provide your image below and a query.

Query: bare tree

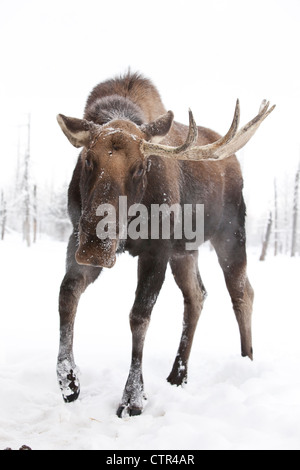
[291,161,299,257]
[22,114,31,247]
[33,184,37,243]
[283,175,291,255]
[259,211,273,261]
[274,179,278,256]
[46,184,71,241]
[0,191,7,240]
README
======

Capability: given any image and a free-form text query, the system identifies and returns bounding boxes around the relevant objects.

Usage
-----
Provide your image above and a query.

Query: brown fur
[56,72,254,416]
[84,71,166,123]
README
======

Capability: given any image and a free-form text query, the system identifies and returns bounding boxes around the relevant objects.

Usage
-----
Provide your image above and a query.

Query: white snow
[0,237,300,450]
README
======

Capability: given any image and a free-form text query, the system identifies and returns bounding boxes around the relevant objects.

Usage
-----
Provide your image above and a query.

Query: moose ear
[57,114,94,148]
[140,111,174,143]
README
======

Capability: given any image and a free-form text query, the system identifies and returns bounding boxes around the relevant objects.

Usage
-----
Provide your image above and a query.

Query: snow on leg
[57,232,101,402]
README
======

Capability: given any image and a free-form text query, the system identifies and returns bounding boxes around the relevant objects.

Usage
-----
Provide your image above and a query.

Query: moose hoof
[167,369,188,387]
[57,360,80,403]
[242,346,254,361]
[116,392,147,418]
[116,404,143,418]
[167,375,187,387]
[59,372,80,403]
[62,386,80,403]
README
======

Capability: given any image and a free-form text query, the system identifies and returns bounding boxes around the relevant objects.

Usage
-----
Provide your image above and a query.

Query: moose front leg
[117,253,168,417]
[57,274,84,403]
[57,233,101,402]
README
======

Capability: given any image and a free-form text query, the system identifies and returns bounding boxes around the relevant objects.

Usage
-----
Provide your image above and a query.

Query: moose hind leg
[57,233,101,402]
[224,264,254,360]
[213,224,254,360]
[167,251,206,386]
[234,276,254,360]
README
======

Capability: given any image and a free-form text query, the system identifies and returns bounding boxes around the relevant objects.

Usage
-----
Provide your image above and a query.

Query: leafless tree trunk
[274,179,278,256]
[259,211,273,261]
[1,191,6,240]
[33,184,37,243]
[291,162,299,257]
[15,125,22,196]
[23,114,31,247]
[283,176,290,255]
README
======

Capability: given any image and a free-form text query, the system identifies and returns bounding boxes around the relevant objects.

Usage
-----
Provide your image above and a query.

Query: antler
[141,100,275,161]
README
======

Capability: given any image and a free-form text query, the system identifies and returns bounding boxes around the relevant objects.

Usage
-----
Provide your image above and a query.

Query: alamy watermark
[95,196,204,250]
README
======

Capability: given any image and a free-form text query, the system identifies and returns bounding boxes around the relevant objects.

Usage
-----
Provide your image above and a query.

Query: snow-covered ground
[0,236,300,450]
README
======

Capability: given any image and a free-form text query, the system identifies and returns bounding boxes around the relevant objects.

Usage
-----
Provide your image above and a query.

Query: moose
[56,72,274,417]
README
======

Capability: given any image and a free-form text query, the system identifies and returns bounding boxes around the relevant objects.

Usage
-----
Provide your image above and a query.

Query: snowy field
[0,236,300,450]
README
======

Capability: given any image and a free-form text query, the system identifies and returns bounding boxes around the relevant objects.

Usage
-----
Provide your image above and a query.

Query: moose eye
[133,165,145,179]
[85,158,93,170]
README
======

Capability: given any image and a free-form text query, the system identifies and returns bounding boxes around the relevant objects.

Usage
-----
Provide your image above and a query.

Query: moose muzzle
[75,229,117,269]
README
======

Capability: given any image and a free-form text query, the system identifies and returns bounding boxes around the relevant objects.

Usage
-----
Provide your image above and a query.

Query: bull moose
[56,71,275,417]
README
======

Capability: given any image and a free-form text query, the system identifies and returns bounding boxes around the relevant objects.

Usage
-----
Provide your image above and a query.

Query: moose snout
[76,227,117,269]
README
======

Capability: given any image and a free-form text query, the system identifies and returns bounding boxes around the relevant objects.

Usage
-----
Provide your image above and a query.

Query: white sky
[1,0,300,220]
